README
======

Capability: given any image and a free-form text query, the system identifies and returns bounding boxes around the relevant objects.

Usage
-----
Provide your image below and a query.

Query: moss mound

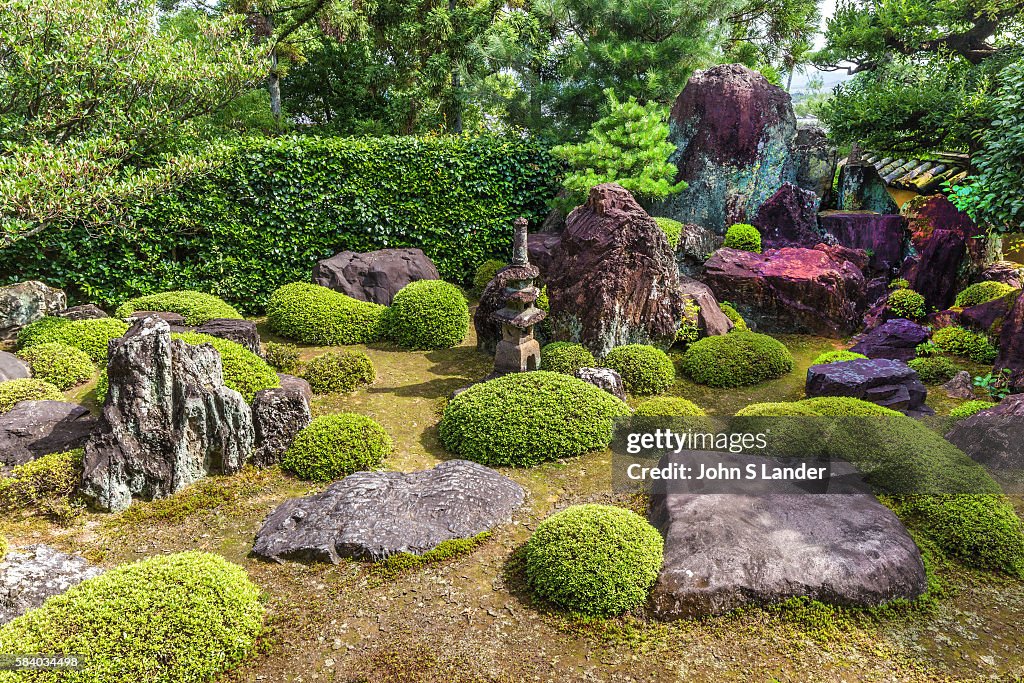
[719,302,747,331]
[633,397,705,416]
[472,259,507,295]
[949,400,996,419]
[174,333,279,402]
[303,350,375,395]
[681,332,793,387]
[886,288,926,320]
[811,350,868,365]
[267,282,385,346]
[525,504,663,616]
[931,325,997,363]
[17,317,129,363]
[723,223,761,253]
[17,342,95,390]
[652,217,683,249]
[796,396,903,417]
[0,449,83,524]
[263,341,300,374]
[602,344,675,395]
[954,281,1016,308]
[908,356,961,384]
[540,342,596,375]
[384,280,470,350]
[438,372,630,467]
[282,414,392,482]
[0,552,264,682]
[114,290,242,325]
[0,379,64,414]
[734,402,822,417]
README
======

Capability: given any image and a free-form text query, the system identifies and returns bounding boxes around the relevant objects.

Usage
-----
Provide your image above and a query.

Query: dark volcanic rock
[544,184,686,356]
[0,401,98,469]
[252,460,525,563]
[674,222,723,278]
[527,233,561,278]
[80,317,255,513]
[195,318,261,355]
[702,246,866,337]
[125,310,186,326]
[945,395,1024,472]
[57,304,109,321]
[941,371,976,399]
[805,358,932,416]
[649,490,927,618]
[793,124,837,205]
[678,276,732,336]
[849,318,929,362]
[574,367,627,401]
[312,248,440,305]
[994,292,1024,393]
[0,545,104,625]
[958,291,1019,337]
[278,374,313,403]
[252,381,311,467]
[752,182,821,248]
[981,261,1024,289]
[0,351,29,381]
[0,281,66,340]
[818,211,907,275]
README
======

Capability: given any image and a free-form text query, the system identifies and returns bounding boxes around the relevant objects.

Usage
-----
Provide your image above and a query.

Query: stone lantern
[490,218,547,376]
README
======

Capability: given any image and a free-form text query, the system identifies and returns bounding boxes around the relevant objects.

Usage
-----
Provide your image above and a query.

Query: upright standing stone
[752,182,821,248]
[793,124,837,206]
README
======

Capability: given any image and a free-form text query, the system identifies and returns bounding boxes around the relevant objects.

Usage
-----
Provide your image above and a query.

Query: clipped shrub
[680,332,793,388]
[652,217,683,249]
[472,259,507,295]
[0,552,264,682]
[949,400,996,419]
[796,396,903,417]
[908,356,961,384]
[263,341,301,374]
[525,504,664,616]
[723,223,761,253]
[931,325,997,363]
[384,280,470,350]
[266,282,385,346]
[0,537,7,561]
[602,344,675,395]
[889,278,911,290]
[633,397,705,417]
[954,280,1015,308]
[303,350,375,395]
[540,342,596,375]
[811,350,868,365]
[0,449,83,524]
[0,379,64,413]
[886,288,926,320]
[735,402,822,417]
[438,372,630,467]
[17,342,95,390]
[174,332,279,403]
[282,414,392,481]
[915,340,940,357]
[675,301,701,347]
[16,317,129,363]
[719,302,747,331]
[114,290,242,325]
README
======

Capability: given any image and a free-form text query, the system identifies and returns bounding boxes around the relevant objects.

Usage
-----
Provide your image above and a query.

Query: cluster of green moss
[949,400,996,419]
[652,217,683,249]
[263,341,301,374]
[602,344,675,395]
[472,259,507,295]
[540,342,595,375]
[681,332,793,387]
[633,397,705,416]
[384,280,470,350]
[886,288,927,320]
[675,301,701,347]
[954,281,1016,308]
[16,342,95,390]
[0,379,64,413]
[114,290,242,325]
[931,326,998,363]
[17,317,129,363]
[0,449,84,525]
[438,372,630,467]
[372,532,492,580]
[907,356,961,384]
[174,332,279,402]
[282,414,392,482]
[303,350,375,395]
[267,282,385,346]
[723,223,762,253]
[524,504,663,616]
[811,350,868,365]
[719,302,747,331]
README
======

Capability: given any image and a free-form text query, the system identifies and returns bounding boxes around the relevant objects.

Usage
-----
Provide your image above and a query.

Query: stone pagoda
[490,218,547,377]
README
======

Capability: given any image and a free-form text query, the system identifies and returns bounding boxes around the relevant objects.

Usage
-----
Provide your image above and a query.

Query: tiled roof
[863,152,970,194]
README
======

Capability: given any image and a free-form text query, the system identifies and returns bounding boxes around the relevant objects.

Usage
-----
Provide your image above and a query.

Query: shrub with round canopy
[282,414,392,481]
[114,290,242,325]
[602,344,675,395]
[384,280,470,350]
[0,379,64,414]
[680,332,793,387]
[267,282,385,346]
[16,342,95,390]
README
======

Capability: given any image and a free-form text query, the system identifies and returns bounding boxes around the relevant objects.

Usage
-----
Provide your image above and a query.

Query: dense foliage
[17,342,95,390]
[886,289,927,320]
[908,356,962,384]
[540,342,596,375]
[949,400,996,419]
[174,332,279,402]
[303,351,376,395]
[633,397,705,417]
[723,223,762,253]
[115,290,242,325]
[953,281,1016,308]
[931,326,997,363]
[0,449,83,524]
[681,332,793,387]
[263,341,301,374]
[601,344,676,395]
[472,259,507,296]
[384,280,470,350]
[652,217,684,250]
[0,379,64,413]
[719,302,747,331]
[17,317,129,363]
[282,414,392,482]
[267,282,385,346]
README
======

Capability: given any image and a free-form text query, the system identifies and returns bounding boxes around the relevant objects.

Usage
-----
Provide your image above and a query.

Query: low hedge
[723,223,761,253]
[931,326,998,363]
[811,350,868,365]
[680,332,793,387]
[114,290,242,325]
[266,282,385,346]
[17,342,95,390]
[525,504,663,616]
[281,414,392,481]
[438,371,630,467]
[652,217,683,249]
[0,379,64,413]
[734,401,822,417]
[540,342,596,375]
[633,397,705,417]
[601,344,676,395]
[174,332,279,402]
[886,288,926,320]
[16,317,129,363]
[954,281,1016,308]
[383,280,469,350]
[0,449,84,525]
[949,400,996,419]
[303,351,375,395]
[908,356,961,384]
[0,552,264,683]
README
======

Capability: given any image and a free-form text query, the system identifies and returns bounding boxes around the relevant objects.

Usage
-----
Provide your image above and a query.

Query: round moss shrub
[525,504,663,616]
[954,280,1016,308]
[174,332,279,403]
[282,414,392,481]
[0,551,264,682]
[0,379,64,414]
[17,317,129,363]
[719,302,747,331]
[472,259,507,295]
[889,278,911,290]
[303,350,375,395]
[797,396,903,417]
[438,372,630,467]
[263,341,300,374]
[811,350,868,365]
[602,344,675,395]
[680,331,793,388]
[540,342,596,375]
[908,356,961,384]
[950,400,996,419]
[652,216,683,249]
[886,288,926,320]
[384,280,470,350]
[267,282,385,346]
[932,325,998,363]
[734,401,822,417]
[114,290,242,325]
[723,223,762,253]
[633,397,705,417]
[16,342,95,390]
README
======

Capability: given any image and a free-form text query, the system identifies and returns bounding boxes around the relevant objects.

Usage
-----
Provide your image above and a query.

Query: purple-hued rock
[678,276,733,337]
[805,358,932,416]
[251,380,311,467]
[0,351,29,382]
[941,371,975,399]
[903,229,967,313]
[994,292,1024,393]
[125,310,186,326]
[527,233,561,278]
[574,367,627,401]
[312,248,440,305]
[945,395,1024,473]
[0,401,98,469]
[818,211,907,275]
[849,318,929,362]
[957,291,1020,338]
[752,182,820,249]
[195,318,261,356]
[277,374,313,404]
[980,261,1024,289]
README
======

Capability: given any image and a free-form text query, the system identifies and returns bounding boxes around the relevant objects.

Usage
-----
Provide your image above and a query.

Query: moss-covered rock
[652,217,684,249]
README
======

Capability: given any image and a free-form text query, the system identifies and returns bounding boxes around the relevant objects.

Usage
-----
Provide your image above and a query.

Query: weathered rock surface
[849,318,929,362]
[981,261,1024,289]
[945,395,1024,472]
[0,545,104,625]
[543,184,686,356]
[836,160,899,214]
[195,318,261,355]
[942,371,976,399]
[678,276,733,336]
[252,380,311,467]
[752,182,821,249]
[818,211,907,275]
[57,304,108,321]
[125,310,187,326]
[0,281,66,340]
[649,490,927,618]
[793,124,837,205]
[527,233,561,277]
[957,291,1019,337]
[0,351,29,381]
[312,248,440,305]
[278,374,313,403]
[475,265,517,355]
[80,317,254,513]
[994,291,1024,393]
[0,401,98,469]
[674,222,723,278]
[252,460,525,563]
[702,246,866,337]
[805,358,932,416]
[574,367,627,401]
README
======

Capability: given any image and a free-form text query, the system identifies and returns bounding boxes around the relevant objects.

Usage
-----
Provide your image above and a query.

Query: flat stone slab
[649,492,927,619]
[806,357,932,416]
[252,460,525,563]
[849,318,930,362]
[0,351,30,382]
[0,545,104,624]
[0,401,98,469]
[195,318,261,355]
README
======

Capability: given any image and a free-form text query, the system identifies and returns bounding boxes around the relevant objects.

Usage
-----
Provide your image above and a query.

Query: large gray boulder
[0,545,104,625]
[805,358,932,416]
[252,459,525,563]
[793,123,837,205]
[674,222,722,278]
[195,318,261,355]
[0,281,66,340]
[0,401,98,470]
[251,379,311,467]
[312,248,440,305]
[80,317,254,513]
[945,395,1024,473]
[0,351,30,381]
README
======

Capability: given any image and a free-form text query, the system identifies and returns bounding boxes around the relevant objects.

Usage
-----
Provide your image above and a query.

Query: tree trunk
[786,68,794,93]
[268,49,282,123]
[448,0,463,133]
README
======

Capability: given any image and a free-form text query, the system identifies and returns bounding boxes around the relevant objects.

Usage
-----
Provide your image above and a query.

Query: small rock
[252,381,312,467]
[57,304,109,321]
[0,401,98,469]
[849,318,930,362]
[312,248,440,305]
[941,371,975,399]
[0,281,66,340]
[0,351,30,382]
[805,358,933,416]
[574,367,627,401]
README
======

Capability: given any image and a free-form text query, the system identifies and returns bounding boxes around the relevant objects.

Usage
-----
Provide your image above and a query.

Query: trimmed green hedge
[954,281,1016,308]
[633,397,705,416]
[0,135,560,312]
[0,379,64,413]
[303,350,375,394]
[114,290,242,325]
[383,280,470,350]
[17,342,95,390]
[811,350,868,365]
[174,332,279,403]
[282,414,392,482]
[267,282,385,346]
[908,356,961,384]
[17,317,129,363]
[681,332,793,387]
[602,344,676,395]
[540,342,596,375]
[931,325,998,363]
[886,288,926,320]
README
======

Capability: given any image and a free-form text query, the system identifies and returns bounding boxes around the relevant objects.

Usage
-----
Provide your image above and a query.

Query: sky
[789,0,853,92]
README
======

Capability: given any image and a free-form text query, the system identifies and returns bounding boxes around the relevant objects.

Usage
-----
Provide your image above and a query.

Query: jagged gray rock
[0,545,104,625]
[674,222,722,278]
[80,317,254,513]
[252,379,311,467]
[574,367,627,401]
[195,318,261,355]
[942,371,976,399]
[0,401,98,470]
[0,281,66,340]
[0,351,30,381]
[252,459,525,563]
